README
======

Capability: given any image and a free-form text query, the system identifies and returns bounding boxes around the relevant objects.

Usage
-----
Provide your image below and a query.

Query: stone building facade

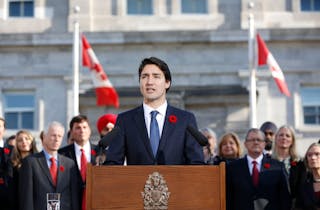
[0,0,319,154]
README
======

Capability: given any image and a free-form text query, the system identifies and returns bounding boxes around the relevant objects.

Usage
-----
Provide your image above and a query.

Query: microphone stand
[97,146,106,166]
[96,137,106,166]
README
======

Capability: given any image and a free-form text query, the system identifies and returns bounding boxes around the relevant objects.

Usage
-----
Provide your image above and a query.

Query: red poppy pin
[3,148,10,155]
[263,163,271,169]
[91,149,97,156]
[59,166,65,172]
[291,161,297,167]
[168,115,177,124]
[0,178,4,185]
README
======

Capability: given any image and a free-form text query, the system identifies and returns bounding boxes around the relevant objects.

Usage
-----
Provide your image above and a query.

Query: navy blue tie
[150,111,160,156]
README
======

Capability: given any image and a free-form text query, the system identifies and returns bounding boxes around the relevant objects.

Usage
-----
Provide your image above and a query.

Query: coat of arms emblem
[141,171,170,210]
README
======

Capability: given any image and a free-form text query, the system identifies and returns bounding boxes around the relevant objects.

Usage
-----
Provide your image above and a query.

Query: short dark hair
[138,57,172,91]
[69,115,89,130]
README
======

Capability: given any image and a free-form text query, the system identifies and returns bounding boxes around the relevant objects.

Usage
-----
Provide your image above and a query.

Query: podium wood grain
[86,163,225,210]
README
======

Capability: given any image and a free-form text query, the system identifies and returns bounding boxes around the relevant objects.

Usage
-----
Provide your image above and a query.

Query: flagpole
[248,2,257,128]
[72,6,80,116]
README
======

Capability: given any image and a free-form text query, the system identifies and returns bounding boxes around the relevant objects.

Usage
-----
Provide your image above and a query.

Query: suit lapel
[243,156,256,188]
[133,105,154,158]
[90,144,97,165]
[67,144,80,169]
[157,106,174,153]
[37,151,56,188]
[56,155,66,191]
[260,156,269,173]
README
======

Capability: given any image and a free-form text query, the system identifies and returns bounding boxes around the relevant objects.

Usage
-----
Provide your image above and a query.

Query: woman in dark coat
[295,142,320,210]
[213,132,242,165]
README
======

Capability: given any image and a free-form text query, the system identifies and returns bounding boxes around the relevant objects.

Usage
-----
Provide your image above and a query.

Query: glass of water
[47,193,60,210]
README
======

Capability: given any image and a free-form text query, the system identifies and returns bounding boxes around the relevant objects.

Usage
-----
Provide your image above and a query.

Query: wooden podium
[86,163,225,210]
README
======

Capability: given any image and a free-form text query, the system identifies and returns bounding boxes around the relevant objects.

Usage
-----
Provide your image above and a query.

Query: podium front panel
[86,164,225,210]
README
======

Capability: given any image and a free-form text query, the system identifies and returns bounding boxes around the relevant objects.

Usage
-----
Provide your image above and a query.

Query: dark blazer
[0,145,15,210]
[289,159,305,200]
[226,155,291,210]
[295,172,320,210]
[58,143,98,207]
[105,105,204,165]
[19,152,80,210]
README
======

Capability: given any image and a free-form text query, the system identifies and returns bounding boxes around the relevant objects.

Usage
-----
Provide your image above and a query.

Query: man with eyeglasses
[226,128,291,210]
[260,121,277,156]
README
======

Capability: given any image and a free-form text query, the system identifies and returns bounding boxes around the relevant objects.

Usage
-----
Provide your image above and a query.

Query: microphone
[96,127,121,166]
[98,126,121,149]
[186,125,208,147]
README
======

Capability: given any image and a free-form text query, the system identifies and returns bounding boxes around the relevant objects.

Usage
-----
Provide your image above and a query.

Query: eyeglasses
[307,152,320,158]
[246,138,265,143]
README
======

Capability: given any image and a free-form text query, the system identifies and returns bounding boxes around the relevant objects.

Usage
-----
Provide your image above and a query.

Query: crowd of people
[200,121,320,210]
[0,57,319,210]
[0,112,118,210]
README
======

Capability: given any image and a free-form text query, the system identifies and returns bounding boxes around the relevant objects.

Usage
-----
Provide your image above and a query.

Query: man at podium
[105,57,204,165]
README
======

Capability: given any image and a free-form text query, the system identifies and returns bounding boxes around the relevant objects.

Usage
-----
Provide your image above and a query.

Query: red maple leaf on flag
[82,34,120,107]
[257,33,291,97]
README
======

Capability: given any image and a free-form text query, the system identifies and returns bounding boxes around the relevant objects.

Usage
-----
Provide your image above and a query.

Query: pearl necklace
[313,178,320,183]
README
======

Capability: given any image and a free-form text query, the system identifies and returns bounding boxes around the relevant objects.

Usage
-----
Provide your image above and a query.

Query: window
[3,91,35,129]
[181,0,208,14]
[9,0,34,17]
[127,0,153,15]
[301,0,320,11]
[301,87,320,125]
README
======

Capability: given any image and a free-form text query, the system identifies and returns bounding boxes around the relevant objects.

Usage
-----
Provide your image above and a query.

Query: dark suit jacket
[58,143,98,207]
[295,172,320,210]
[105,105,204,165]
[19,152,80,210]
[0,145,15,210]
[226,155,291,210]
[289,159,305,200]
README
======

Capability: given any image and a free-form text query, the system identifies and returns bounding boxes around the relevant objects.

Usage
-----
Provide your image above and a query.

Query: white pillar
[248,2,257,128]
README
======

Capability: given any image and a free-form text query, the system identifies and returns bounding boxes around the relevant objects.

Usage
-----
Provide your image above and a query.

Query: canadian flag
[82,34,120,108]
[257,33,291,97]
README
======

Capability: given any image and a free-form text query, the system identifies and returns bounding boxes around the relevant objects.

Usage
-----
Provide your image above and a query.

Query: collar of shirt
[282,156,291,173]
[74,141,91,169]
[143,101,167,138]
[247,154,263,174]
[0,139,4,148]
[43,149,58,168]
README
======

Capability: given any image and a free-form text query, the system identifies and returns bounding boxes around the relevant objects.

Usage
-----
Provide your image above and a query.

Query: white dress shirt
[74,141,91,170]
[143,101,167,138]
[246,154,263,174]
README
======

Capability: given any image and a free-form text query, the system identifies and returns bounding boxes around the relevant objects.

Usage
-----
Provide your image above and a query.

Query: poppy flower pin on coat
[168,115,177,124]
[3,148,10,155]
[263,163,271,169]
[91,149,97,156]
[59,166,65,172]
[291,161,297,167]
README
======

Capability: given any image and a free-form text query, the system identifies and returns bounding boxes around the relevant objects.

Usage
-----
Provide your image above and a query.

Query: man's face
[71,120,91,146]
[0,120,5,140]
[263,128,275,151]
[139,64,170,106]
[43,126,64,153]
[245,131,266,158]
[264,129,275,141]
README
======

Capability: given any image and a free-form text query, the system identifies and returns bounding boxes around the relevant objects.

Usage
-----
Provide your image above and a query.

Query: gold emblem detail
[141,171,170,210]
